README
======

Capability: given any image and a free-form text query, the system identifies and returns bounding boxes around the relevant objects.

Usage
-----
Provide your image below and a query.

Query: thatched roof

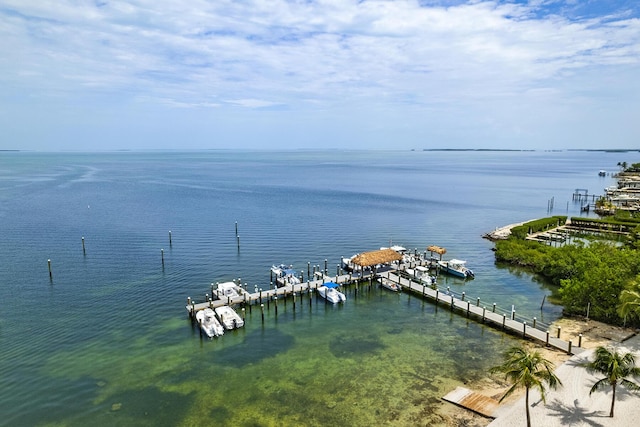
[427,245,447,255]
[351,248,403,267]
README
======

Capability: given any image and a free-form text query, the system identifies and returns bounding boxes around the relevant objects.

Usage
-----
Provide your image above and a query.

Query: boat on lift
[317,282,346,303]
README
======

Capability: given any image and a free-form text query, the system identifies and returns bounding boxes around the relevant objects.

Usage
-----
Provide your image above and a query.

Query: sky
[1,0,639,151]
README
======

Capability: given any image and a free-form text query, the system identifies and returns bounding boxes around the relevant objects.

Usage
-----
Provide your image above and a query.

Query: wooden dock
[384,269,575,354]
[186,272,366,314]
[442,387,499,418]
[186,261,576,355]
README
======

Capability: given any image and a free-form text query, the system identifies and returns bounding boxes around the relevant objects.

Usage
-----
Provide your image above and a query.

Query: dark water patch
[208,406,230,424]
[329,333,385,358]
[411,373,441,393]
[98,386,194,427]
[213,328,295,368]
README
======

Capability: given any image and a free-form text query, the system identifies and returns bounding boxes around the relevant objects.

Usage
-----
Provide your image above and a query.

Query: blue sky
[1,0,639,151]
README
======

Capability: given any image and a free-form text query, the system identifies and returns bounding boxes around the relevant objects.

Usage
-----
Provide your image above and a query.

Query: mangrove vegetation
[495,213,640,326]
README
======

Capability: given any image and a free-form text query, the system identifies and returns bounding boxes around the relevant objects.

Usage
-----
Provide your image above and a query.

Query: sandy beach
[442,317,640,427]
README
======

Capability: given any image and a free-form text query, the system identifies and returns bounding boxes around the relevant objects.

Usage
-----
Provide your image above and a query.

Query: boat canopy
[323,282,340,288]
[448,259,466,264]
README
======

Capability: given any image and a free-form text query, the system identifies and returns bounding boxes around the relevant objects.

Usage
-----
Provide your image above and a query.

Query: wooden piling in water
[48,259,52,279]
[82,236,86,255]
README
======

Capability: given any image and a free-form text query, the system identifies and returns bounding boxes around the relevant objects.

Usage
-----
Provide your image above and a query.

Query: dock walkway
[186,263,576,354]
[384,270,575,354]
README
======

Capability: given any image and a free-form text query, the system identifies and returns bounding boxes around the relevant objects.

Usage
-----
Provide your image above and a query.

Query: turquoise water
[0,150,626,426]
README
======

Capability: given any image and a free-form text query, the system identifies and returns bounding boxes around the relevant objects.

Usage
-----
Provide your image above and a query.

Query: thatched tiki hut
[351,248,403,277]
[427,245,446,261]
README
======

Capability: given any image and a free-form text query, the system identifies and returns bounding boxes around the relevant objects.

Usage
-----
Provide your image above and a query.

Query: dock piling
[169,230,172,246]
[82,236,86,255]
[48,259,52,279]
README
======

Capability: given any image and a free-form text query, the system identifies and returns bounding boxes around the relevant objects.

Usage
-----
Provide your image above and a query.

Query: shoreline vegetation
[448,163,640,426]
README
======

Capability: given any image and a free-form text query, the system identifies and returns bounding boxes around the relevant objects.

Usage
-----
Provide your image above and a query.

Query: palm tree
[490,346,562,427]
[581,346,640,417]
[618,281,640,325]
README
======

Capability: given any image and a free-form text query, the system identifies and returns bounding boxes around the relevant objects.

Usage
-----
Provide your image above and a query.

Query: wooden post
[511,309,515,320]
[482,306,486,323]
[502,314,506,329]
[261,304,264,323]
[82,236,86,255]
[578,334,583,347]
[275,297,278,316]
[476,297,480,307]
[48,259,52,279]
[435,289,439,302]
[567,340,572,354]
[169,230,172,246]
[161,249,164,266]
[557,326,561,338]
[241,307,245,320]
[492,303,496,313]
[461,292,465,301]
[546,330,550,346]
[533,317,537,328]
[522,322,527,338]
[466,301,470,317]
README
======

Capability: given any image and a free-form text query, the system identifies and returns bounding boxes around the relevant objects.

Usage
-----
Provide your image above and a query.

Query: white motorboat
[341,255,357,272]
[215,281,243,299]
[317,282,346,303]
[271,264,301,285]
[195,308,225,338]
[438,259,474,279]
[406,265,435,286]
[379,277,401,292]
[215,306,245,329]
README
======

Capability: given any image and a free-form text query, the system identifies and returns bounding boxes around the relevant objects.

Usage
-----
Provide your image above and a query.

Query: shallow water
[0,149,627,426]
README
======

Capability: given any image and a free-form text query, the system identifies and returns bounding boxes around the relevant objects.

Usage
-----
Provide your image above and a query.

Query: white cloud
[0,0,639,149]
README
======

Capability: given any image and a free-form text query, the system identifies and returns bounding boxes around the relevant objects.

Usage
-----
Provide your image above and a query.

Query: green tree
[490,346,562,427]
[581,346,640,417]
[618,280,640,325]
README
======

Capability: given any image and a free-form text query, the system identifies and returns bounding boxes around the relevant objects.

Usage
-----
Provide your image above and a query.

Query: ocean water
[0,149,627,426]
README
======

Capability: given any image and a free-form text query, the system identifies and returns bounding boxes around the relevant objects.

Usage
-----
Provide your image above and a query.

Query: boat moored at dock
[438,259,474,279]
[378,276,401,292]
[215,306,245,329]
[271,264,301,285]
[215,281,244,299]
[405,265,435,286]
[317,282,346,303]
[195,308,225,338]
